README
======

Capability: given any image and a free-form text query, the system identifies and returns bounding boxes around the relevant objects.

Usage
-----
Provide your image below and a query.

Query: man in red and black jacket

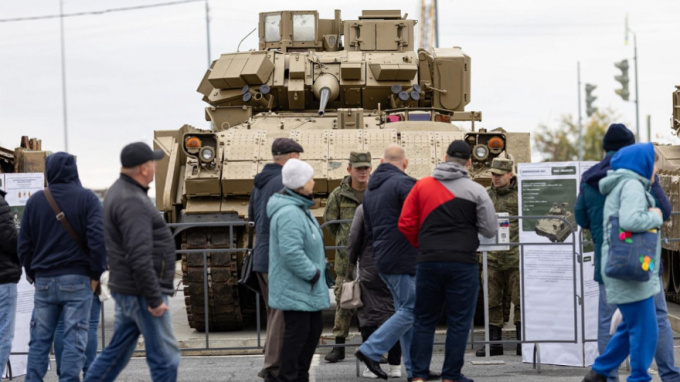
[399,140,498,382]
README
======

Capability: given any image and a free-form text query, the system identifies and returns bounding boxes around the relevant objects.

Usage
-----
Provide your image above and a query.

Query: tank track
[181,228,244,332]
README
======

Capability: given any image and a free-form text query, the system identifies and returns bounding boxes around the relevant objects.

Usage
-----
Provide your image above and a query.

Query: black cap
[603,123,636,152]
[446,140,471,160]
[271,138,304,156]
[120,142,164,168]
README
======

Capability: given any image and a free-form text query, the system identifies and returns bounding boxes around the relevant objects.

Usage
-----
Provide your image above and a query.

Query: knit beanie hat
[602,123,636,152]
[282,159,314,189]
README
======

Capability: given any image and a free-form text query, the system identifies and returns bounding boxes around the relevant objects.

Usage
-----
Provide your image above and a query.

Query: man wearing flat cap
[323,151,372,364]
[85,142,180,381]
[474,157,521,357]
[399,140,497,382]
[248,137,303,382]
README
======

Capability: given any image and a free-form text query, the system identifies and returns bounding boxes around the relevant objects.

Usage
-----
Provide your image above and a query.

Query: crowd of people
[0,123,678,382]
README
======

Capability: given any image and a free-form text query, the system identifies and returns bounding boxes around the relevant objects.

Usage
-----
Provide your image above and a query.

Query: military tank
[154,9,531,331]
[534,202,576,243]
[656,85,680,300]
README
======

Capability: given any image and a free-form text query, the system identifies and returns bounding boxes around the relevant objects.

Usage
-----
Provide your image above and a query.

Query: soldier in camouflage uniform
[476,157,521,357]
[322,151,372,363]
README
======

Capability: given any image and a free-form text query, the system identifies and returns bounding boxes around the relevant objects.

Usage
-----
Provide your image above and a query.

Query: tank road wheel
[662,249,671,292]
[182,228,245,332]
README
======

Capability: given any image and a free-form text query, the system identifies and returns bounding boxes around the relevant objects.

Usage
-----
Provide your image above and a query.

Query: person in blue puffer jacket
[583,142,663,382]
[267,158,330,382]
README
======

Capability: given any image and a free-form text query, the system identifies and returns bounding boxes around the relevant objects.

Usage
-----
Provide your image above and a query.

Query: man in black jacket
[85,142,180,382]
[0,188,20,379]
[18,152,107,381]
[355,144,441,381]
[248,138,303,381]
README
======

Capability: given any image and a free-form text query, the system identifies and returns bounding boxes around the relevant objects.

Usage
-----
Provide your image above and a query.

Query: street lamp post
[577,62,582,161]
[59,0,69,152]
[626,17,640,141]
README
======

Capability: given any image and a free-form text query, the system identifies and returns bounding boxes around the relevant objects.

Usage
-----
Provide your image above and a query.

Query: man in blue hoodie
[248,138,303,382]
[18,152,107,382]
[575,124,679,382]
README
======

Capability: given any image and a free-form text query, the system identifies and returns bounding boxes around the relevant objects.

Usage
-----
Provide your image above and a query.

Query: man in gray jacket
[85,142,180,382]
[399,140,498,382]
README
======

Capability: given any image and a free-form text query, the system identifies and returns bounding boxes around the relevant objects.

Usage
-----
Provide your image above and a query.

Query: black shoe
[324,347,345,363]
[475,325,504,357]
[515,322,522,356]
[426,371,441,380]
[355,350,387,380]
[262,371,277,382]
[324,337,346,363]
[582,370,607,382]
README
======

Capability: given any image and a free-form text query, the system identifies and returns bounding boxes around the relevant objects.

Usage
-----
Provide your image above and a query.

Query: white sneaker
[362,367,378,379]
[388,365,402,378]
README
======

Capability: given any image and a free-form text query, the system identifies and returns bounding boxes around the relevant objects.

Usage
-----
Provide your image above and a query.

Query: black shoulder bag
[238,221,260,294]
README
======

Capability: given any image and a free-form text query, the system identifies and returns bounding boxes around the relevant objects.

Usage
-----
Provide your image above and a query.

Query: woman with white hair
[267,158,330,382]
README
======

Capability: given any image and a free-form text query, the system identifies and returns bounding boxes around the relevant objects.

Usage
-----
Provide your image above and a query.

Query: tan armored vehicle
[534,202,576,243]
[657,85,680,299]
[154,9,531,331]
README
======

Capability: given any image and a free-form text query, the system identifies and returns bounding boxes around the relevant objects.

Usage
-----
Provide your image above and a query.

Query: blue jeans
[358,273,415,378]
[55,293,101,378]
[26,275,93,382]
[593,297,657,382]
[84,292,180,382]
[411,262,478,381]
[598,280,680,382]
[0,283,18,379]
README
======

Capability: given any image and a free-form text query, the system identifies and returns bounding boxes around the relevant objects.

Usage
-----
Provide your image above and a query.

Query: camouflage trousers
[332,275,355,338]
[486,266,521,327]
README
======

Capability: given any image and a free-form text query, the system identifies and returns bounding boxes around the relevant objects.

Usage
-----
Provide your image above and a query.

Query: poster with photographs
[517,162,598,367]
[4,172,44,230]
[3,172,43,378]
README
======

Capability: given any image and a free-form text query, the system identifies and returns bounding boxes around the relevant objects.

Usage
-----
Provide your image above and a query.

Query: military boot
[475,325,503,356]
[516,322,522,356]
[324,337,345,363]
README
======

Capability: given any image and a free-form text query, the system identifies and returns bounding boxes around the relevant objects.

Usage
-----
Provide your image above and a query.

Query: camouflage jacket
[485,177,519,269]
[323,176,362,275]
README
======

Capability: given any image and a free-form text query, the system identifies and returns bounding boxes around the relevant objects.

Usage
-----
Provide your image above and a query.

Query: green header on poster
[551,166,577,175]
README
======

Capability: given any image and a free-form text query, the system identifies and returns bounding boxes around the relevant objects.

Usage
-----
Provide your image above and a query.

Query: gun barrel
[318,88,330,116]
[313,74,340,117]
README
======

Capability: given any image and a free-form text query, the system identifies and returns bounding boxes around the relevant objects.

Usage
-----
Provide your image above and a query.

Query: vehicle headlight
[473,145,489,160]
[199,146,215,163]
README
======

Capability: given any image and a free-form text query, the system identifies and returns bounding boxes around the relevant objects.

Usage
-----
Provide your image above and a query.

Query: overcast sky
[1,0,679,189]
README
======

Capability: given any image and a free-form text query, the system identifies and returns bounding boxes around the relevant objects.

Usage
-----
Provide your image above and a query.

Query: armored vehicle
[154,9,531,331]
[534,202,575,243]
[657,85,680,300]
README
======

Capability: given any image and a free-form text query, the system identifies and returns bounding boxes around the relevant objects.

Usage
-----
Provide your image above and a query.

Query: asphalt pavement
[11,347,679,382]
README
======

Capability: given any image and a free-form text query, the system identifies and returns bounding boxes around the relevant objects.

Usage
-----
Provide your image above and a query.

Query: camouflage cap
[349,151,371,167]
[490,158,514,175]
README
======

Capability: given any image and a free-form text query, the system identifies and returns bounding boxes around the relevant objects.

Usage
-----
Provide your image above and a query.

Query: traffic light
[585,83,597,117]
[614,59,630,101]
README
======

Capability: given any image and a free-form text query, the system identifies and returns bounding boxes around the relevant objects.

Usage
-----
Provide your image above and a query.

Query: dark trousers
[360,326,402,365]
[410,262,479,381]
[278,310,323,382]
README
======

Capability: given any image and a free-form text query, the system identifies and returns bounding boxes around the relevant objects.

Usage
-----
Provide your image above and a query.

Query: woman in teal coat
[583,142,663,382]
[267,158,330,382]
